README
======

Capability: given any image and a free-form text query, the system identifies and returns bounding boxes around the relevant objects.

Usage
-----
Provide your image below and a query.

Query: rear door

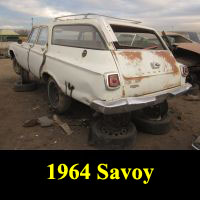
[110,25,181,97]
[28,26,48,78]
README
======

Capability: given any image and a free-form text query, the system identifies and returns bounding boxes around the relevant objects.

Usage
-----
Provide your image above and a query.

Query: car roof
[49,13,157,32]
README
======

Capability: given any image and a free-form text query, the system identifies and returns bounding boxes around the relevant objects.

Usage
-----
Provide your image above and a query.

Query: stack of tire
[89,101,171,149]
[132,101,171,135]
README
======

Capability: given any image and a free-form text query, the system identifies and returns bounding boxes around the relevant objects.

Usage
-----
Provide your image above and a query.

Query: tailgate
[113,50,181,97]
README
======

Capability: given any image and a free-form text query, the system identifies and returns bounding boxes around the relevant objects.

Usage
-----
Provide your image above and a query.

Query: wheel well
[42,73,51,83]
[9,50,15,59]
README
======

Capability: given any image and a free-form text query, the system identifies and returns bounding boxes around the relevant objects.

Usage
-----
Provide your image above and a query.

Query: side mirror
[17,39,22,44]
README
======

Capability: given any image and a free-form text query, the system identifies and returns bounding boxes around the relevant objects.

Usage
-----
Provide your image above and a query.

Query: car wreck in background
[175,31,200,43]
[162,31,200,87]
[0,29,20,57]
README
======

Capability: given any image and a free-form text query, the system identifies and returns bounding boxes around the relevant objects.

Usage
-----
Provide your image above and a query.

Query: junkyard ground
[0,59,199,150]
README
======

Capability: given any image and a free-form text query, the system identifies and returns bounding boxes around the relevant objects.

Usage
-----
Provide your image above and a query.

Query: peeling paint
[122,86,125,97]
[114,49,181,97]
[123,75,148,82]
[154,51,179,75]
[119,51,142,62]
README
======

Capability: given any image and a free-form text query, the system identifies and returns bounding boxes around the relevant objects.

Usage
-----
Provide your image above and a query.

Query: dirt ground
[0,58,199,150]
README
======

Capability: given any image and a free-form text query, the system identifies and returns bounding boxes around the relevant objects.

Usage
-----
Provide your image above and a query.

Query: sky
[0,0,200,31]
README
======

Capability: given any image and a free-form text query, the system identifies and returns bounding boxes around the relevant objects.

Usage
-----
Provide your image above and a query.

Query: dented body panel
[9,14,191,114]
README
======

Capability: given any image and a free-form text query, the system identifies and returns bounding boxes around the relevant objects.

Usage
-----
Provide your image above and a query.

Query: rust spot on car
[123,75,148,82]
[122,87,125,97]
[154,51,179,75]
[119,51,142,61]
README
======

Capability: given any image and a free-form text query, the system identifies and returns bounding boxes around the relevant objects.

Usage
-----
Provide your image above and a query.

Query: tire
[187,84,199,96]
[21,69,30,84]
[89,118,137,149]
[13,80,37,92]
[47,78,71,114]
[132,111,171,135]
[12,58,21,75]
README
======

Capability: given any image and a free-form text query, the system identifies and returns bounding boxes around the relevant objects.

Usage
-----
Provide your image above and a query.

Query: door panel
[28,27,48,78]
[17,28,40,71]
[29,45,46,78]
[16,42,32,70]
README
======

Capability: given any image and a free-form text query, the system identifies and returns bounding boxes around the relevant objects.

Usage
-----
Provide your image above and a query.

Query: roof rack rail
[54,13,141,24]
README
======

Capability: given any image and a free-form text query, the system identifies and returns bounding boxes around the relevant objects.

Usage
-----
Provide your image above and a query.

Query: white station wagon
[9,14,191,114]
[8,14,191,146]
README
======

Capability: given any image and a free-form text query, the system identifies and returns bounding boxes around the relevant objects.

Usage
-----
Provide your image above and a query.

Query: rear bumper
[90,83,191,114]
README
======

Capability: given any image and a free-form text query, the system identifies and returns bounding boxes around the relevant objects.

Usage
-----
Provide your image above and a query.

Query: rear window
[52,25,107,50]
[111,25,166,50]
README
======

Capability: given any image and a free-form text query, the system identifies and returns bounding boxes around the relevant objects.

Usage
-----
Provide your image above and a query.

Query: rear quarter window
[111,25,166,50]
[52,25,107,50]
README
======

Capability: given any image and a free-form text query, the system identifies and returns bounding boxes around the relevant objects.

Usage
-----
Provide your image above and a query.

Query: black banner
[0,150,199,186]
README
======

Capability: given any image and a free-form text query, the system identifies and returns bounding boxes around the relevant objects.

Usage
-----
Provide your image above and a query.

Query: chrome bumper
[90,83,191,114]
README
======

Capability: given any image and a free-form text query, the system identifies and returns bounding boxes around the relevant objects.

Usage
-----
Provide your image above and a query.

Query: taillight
[108,74,120,87]
[105,73,120,89]
[181,65,189,77]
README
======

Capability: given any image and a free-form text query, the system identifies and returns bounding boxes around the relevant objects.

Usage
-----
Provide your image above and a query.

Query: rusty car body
[8,14,191,115]
[162,31,200,86]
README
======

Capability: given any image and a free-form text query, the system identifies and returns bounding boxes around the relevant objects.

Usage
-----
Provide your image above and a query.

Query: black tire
[132,112,171,135]
[187,84,199,96]
[21,69,30,84]
[89,118,137,149]
[13,80,37,92]
[12,58,21,75]
[47,78,71,114]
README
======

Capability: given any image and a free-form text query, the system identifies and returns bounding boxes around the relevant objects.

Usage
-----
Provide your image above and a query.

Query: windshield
[111,25,166,50]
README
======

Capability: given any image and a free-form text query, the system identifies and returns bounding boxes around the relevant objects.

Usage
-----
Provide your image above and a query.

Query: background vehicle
[162,31,200,87]
[169,31,200,43]
[0,29,19,57]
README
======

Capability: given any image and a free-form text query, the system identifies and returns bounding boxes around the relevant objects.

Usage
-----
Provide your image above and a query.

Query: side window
[37,27,48,45]
[80,32,93,41]
[52,25,106,50]
[28,28,39,44]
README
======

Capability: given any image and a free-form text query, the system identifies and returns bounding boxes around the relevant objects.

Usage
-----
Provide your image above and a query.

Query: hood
[175,43,200,55]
